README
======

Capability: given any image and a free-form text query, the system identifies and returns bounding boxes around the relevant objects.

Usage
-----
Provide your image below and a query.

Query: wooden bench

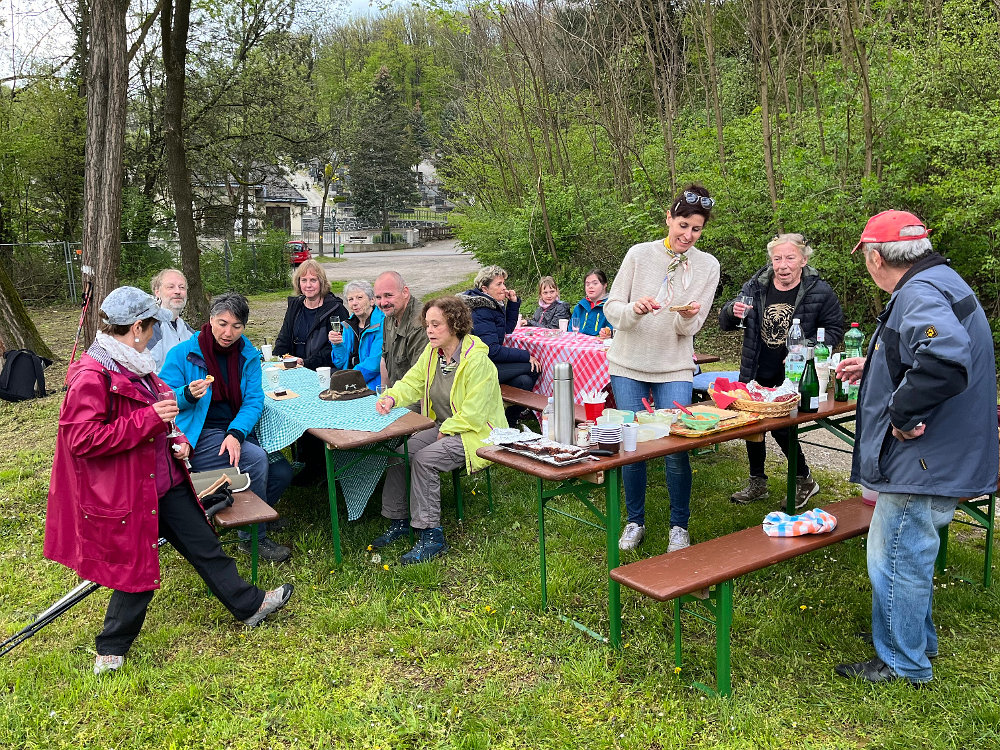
[500,384,587,424]
[213,490,279,586]
[610,497,874,696]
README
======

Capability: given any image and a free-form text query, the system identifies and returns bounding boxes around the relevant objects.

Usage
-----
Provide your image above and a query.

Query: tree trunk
[162,0,208,323]
[754,0,780,217]
[0,263,53,358]
[318,164,332,256]
[702,0,726,171]
[79,0,129,345]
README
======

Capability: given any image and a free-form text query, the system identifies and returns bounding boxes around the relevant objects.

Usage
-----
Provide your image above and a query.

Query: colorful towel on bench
[763,508,838,537]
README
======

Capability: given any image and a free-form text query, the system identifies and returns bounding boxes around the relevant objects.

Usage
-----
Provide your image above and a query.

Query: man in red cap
[835,210,998,685]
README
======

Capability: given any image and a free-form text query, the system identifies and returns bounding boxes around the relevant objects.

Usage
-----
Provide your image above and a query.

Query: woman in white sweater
[603,185,721,554]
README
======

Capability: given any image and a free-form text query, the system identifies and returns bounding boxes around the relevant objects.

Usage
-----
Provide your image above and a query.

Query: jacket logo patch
[925,326,937,338]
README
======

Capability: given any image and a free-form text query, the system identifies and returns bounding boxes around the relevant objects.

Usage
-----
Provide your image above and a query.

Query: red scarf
[198,323,244,414]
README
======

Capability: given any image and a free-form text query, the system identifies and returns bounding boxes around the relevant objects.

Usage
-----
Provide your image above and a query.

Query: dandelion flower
[383,564,390,571]
[800,605,808,610]
[674,666,682,674]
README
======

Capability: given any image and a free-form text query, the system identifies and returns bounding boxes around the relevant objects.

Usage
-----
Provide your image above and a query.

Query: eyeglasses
[681,191,716,209]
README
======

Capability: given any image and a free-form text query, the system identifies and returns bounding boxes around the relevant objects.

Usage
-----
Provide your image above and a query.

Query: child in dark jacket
[525,276,572,329]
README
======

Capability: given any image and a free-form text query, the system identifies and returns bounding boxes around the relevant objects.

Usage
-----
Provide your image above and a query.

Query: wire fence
[0,237,292,305]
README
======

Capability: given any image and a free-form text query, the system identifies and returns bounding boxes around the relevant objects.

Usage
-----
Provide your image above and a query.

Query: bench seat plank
[213,490,278,530]
[500,384,587,424]
[611,498,873,602]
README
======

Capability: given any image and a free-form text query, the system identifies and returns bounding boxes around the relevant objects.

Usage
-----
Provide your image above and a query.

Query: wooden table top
[477,398,857,481]
[309,410,436,450]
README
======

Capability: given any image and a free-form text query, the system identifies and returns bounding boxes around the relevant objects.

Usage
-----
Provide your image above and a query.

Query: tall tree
[79,0,130,344]
[349,67,419,236]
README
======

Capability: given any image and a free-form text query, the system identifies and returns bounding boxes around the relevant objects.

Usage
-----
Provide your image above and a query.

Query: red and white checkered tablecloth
[505,327,611,404]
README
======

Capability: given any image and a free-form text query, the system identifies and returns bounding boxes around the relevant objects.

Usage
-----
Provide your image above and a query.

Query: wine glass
[330,317,342,336]
[158,389,183,439]
[736,295,753,329]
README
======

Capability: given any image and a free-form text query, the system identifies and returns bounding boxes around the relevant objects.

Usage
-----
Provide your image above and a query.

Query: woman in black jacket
[274,260,349,370]
[718,233,844,509]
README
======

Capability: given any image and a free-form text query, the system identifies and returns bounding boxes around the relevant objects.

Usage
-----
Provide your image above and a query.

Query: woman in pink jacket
[44,287,293,675]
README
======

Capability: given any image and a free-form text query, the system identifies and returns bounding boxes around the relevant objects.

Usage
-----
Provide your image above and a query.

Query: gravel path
[316,239,480,299]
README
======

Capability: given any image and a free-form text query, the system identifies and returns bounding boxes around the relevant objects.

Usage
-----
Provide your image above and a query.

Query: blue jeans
[868,492,957,682]
[190,429,293,542]
[609,375,693,529]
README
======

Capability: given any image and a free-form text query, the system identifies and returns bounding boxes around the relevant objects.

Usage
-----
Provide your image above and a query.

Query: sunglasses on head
[679,191,715,209]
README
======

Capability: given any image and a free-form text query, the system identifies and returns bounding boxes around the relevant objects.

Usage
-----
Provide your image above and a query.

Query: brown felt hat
[319,370,375,401]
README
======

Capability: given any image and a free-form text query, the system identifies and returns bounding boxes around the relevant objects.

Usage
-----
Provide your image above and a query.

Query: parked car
[287,240,312,266]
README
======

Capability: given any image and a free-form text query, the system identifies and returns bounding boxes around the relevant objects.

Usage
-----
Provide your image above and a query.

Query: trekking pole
[65,265,94,385]
[1,538,169,659]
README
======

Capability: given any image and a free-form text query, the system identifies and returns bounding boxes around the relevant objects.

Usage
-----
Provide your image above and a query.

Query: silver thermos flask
[552,362,575,445]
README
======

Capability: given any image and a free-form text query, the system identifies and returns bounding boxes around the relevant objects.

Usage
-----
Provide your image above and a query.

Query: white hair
[767,233,813,260]
[344,280,374,299]
[863,225,933,267]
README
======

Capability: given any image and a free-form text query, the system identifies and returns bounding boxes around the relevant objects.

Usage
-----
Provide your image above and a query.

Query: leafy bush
[201,228,291,296]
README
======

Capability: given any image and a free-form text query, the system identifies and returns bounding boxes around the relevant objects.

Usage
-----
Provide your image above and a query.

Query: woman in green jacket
[372,296,507,564]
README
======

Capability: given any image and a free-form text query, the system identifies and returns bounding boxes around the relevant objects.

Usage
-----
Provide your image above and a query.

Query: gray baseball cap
[100,286,174,325]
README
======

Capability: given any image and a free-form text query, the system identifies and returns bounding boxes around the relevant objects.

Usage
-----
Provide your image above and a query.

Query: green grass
[2,302,999,748]
[422,274,476,302]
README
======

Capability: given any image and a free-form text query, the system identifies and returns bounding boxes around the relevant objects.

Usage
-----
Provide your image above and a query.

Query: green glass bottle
[799,353,820,413]
[834,357,850,402]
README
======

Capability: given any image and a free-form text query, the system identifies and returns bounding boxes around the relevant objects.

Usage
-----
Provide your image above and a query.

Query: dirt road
[317,239,480,299]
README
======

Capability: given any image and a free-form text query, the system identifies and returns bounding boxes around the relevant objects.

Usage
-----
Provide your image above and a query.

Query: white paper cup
[317,366,331,390]
[622,423,638,452]
[260,344,273,361]
[266,369,280,388]
[558,319,568,332]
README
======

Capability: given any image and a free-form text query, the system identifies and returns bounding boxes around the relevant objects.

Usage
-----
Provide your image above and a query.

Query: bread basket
[709,387,799,417]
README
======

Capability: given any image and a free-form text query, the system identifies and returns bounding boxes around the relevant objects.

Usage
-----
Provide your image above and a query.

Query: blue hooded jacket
[851,256,998,497]
[332,306,384,389]
[159,334,264,449]
[571,296,612,336]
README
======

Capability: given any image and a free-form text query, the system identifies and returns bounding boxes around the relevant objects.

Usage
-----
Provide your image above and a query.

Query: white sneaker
[93,654,124,675]
[667,526,690,553]
[618,522,645,551]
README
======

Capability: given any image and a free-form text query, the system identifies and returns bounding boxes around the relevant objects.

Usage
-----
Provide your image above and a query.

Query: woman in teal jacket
[330,279,383,389]
[160,292,293,562]
[571,268,613,338]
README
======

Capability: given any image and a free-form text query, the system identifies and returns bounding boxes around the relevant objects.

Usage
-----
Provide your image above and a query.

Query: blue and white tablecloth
[257,366,410,520]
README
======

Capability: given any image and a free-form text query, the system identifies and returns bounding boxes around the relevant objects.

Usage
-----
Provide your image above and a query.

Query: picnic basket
[709,386,799,417]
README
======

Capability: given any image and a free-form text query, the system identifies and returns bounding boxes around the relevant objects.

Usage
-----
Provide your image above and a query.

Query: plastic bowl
[679,413,722,431]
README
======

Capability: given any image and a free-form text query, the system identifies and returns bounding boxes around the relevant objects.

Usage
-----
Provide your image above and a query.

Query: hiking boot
[93,654,124,675]
[730,475,769,504]
[794,473,820,510]
[239,537,292,563]
[668,526,691,553]
[371,519,411,549]
[400,527,449,565]
[242,583,294,628]
[834,656,927,687]
[618,522,645,551]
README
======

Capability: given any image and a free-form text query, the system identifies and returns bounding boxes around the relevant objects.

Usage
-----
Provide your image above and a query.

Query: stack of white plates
[590,424,622,446]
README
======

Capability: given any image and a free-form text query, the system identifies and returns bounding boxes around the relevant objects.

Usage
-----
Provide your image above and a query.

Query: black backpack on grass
[0,349,52,402]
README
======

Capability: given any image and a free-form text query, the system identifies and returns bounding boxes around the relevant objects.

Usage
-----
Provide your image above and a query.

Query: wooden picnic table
[476,396,858,647]
[309,411,435,565]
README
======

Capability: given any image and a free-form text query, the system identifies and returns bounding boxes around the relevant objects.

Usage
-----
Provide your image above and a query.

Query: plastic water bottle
[814,328,830,399]
[844,323,865,400]
[784,318,806,384]
[541,397,554,438]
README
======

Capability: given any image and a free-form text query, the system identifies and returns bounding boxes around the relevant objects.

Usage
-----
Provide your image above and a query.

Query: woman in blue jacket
[330,279,383,389]
[160,292,293,563]
[571,269,613,338]
[459,265,540,423]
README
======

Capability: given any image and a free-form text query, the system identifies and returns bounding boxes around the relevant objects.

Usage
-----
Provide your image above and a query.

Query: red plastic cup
[584,400,605,421]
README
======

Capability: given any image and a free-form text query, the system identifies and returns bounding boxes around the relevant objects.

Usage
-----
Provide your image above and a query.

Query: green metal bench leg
[452,468,464,521]
[673,581,734,697]
[715,581,734,697]
[486,466,494,512]
[936,524,949,576]
[982,493,995,588]
[250,525,259,586]
[324,445,342,566]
